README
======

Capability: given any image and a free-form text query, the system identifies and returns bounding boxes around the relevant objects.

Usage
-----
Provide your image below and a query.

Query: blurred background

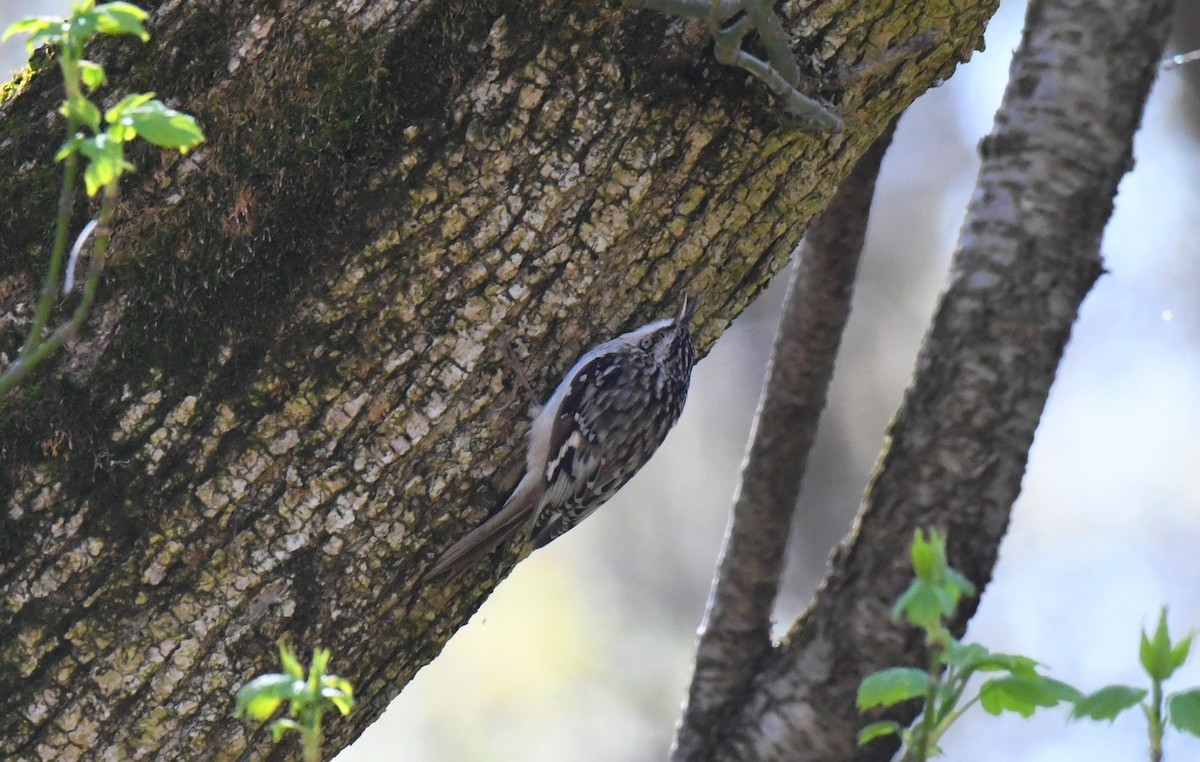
[5,1,1199,760]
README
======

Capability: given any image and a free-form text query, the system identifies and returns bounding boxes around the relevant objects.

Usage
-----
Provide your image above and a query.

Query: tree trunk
[0,0,996,758]
[673,0,1174,758]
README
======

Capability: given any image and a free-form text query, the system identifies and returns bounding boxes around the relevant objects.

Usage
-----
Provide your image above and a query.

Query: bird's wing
[532,352,650,546]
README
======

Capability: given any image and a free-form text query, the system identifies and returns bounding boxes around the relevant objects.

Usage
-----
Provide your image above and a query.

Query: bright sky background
[4,1,1199,760]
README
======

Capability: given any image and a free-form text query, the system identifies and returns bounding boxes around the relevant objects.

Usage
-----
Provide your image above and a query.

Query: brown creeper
[426,296,698,580]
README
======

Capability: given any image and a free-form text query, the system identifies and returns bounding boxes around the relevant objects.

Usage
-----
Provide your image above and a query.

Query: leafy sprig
[1071,608,1200,762]
[856,529,1080,760]
[0,1,204,403]
[236,642,355,762]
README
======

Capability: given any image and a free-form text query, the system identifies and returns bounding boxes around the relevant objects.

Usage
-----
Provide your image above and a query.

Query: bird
[425,295,698,581]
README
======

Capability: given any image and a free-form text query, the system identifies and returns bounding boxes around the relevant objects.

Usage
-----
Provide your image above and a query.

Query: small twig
[1163,49,1200,70]
[722,45,844,129]
[626,0,843,131]
[0,184,118,402]
[64,219,99,294]
[913,646,940,761]
[748,1,801,86]
[24,46,89,356]
[24,153,79,355]
[2,3,204,406]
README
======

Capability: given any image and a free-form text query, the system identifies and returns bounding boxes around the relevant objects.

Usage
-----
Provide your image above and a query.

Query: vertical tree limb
[688,0,1174,758]
[672,121,897,761]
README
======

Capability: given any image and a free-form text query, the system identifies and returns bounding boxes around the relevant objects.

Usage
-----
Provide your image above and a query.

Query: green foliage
[858,720,902,745]
[4,0,205,197]
[50,91,205,195]
[862,537,1200,762]
[1167,690,1200,737]
[1140,608,1192,683]
[2,2,148,56]
[857,530,1078,760]
[893,529,975,634]
[1072,685,1148,722]
[1071,607,1200,759]
[857,667,929,710]
[236,642,355,762]
[977,675,1079,719]
[0,0,204,403]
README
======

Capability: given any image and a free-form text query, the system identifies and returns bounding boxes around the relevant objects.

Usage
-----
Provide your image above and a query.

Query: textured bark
[692,0,1172,759]
[672,123,895,762]
[0,0,998,759]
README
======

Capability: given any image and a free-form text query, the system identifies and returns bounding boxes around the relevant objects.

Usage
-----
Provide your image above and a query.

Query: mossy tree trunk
[0,0,997,759]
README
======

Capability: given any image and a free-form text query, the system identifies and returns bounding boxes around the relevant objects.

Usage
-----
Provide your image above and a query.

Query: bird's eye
[639,337,654,350]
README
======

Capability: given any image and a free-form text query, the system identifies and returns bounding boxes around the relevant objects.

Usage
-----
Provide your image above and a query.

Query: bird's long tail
[424,475,542,581]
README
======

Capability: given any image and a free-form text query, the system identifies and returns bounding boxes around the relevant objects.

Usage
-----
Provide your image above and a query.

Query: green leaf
[64,8,100,53]
[1140,631,1155,677]
[943,641,989,669]
[910,529,942,580]
[278,643,305,680]
[78,134,130,195]
[2,17,61,47]
[1070,685,1148,722]
[857,667,930,710]
[55,134,86,162]
[104,91,156,123]
[1141,608,1178,681]
[894,580,949,630]
[118,99,206,152]
[944,567,977,598]
[132,109,205,151]
[107,121,136,143]
[235,674,304,722]
[895,530,976,631]
[979,675,1080,718]
[78,60,107,90]
[310,647,331,684]
[1042,677,1082,702]
[62,95,101,132]
[934,585,960,617]
[268,717,302,743]
[999,655,1040,677]
[324,675,354,698]
[1171,633,1193,673]
[322,684,355,715]
[943,642,1038,676]
[857,721,900,746]
[3,16,71,57]
[102,94,206,153]
[93,2,149,41]
[1169,689,1200,738]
